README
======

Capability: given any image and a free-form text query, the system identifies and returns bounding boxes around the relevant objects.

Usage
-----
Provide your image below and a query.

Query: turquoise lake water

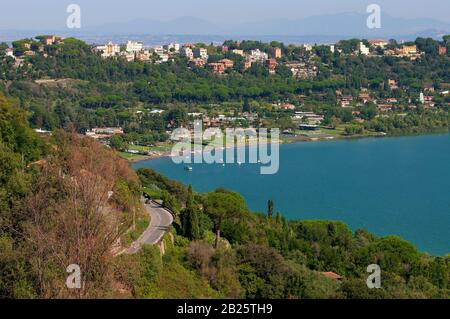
[133,134,450,256]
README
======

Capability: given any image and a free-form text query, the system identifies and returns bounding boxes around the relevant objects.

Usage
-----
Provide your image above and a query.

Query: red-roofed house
[218,59,234,69]
[208,63,226,74]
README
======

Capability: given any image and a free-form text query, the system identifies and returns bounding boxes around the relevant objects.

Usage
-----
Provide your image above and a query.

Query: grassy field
[120,143,174,161]
[127,144,151,152]
[119,152,150,161]
[317,126,347,136]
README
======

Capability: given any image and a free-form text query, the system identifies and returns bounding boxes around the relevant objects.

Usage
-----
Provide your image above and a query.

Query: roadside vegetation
[1,33,450,299]
[121,167,450,299]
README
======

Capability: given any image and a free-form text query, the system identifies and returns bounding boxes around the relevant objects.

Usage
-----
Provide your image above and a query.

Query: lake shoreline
[127,129,450,164]
[132,131,450,256]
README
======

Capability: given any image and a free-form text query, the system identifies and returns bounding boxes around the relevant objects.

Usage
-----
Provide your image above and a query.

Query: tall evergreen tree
[267,199,274,219]
[182,185,200,240]
[242,98,251,113]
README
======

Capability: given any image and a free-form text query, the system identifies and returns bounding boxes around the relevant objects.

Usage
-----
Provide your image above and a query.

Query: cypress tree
[183,185,200,240]
[267,199,274,219]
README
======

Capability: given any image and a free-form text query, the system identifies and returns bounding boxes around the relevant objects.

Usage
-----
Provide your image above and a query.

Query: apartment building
[269,47,282,59]
[266,58,277,74]
[285,61,317,79]
[249,49,268,64]
[163,43,180,52]
[359,42,370,56]
[180,47,194,59]
[94,42,120,58]
[193,47,209,60]
[218,58,234,69]
[188,58,207,68]
[232,49,245,56]
[126,41,143,53]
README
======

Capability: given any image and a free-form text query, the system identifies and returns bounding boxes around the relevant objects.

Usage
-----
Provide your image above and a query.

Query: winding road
[122,200,174,255]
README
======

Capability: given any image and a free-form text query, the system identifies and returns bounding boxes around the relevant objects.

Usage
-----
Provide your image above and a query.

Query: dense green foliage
[181,185,201,240]
[134,168,450,299]
[0,90,448,299]
[0,94,143,298]
[1,34,450,299]
[1,36,449,145]
[0,94,47,298]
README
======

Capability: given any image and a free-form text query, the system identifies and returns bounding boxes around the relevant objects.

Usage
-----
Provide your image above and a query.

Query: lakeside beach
[124,128,394,163]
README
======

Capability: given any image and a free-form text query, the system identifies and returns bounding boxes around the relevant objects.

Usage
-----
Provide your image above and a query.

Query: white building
[156,54,169,63]
[232,49,245,56]
[119,51,136,62]
[359,42,370,56]
[5,48,14,58]
[180,47,194,60]
[302,44,313,51]
[151,46,169,63]
[152,46,165,55]
[163,43,180,52]
[126,41,143,53]
[95,42,120,58]
[193,47,208,60]
[249,49,268,64]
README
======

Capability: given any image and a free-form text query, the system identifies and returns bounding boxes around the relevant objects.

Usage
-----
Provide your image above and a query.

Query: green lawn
[119,152,149,161]
[127,144,151,152]
[319,126,347,136]
[128,143,174,153]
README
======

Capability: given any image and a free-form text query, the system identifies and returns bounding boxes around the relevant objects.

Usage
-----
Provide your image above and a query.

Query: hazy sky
[1,0,449,29]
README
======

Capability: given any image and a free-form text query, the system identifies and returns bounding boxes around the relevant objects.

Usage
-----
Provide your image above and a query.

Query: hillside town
[1,34,450,156]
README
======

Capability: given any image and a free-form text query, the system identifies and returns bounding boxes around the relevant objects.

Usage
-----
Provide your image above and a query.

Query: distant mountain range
[82,12,450,38]
[1,12,449,44]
